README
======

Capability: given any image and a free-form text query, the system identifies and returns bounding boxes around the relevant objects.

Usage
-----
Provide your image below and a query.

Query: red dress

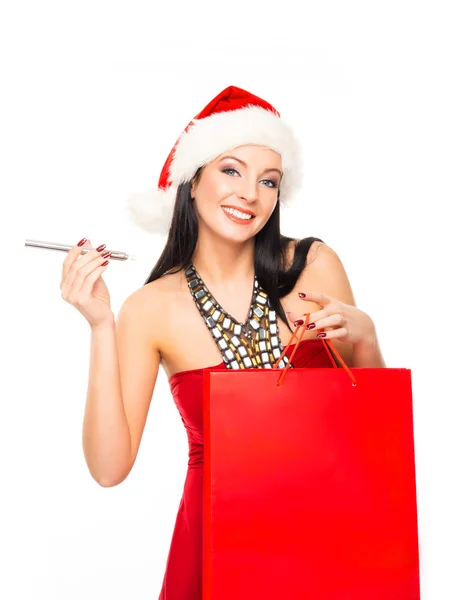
[158,338,333,600]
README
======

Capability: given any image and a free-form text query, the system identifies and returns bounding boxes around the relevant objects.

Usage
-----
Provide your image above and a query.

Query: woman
[60,86,386,599]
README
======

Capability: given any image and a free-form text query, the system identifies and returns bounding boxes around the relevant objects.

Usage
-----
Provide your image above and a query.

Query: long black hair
[143,168,324,332]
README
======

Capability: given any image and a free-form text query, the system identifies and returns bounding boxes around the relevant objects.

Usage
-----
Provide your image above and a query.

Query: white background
[2,0,462,598]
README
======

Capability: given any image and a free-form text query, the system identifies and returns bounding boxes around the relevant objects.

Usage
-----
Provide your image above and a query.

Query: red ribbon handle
[273,312,357,387]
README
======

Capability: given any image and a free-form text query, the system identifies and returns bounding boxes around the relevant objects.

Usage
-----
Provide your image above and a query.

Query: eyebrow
[219,155,283,178]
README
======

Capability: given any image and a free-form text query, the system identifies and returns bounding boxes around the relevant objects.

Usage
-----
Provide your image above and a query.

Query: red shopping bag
[203,316,420,599]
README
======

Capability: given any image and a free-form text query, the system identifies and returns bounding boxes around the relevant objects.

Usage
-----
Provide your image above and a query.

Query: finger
[298,290,334,307]
[285,311,313,329]
[65,252,109,303]
[61,239,93,290]
[287,308,329,327]
[61,240,92,296]
[62,241,105,299]
[65,243,109,295]
[308,314,344,330]
[317,327,348,340]
[70,259,109,304]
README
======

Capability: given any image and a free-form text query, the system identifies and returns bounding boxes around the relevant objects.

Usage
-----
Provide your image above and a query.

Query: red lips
[221,205,256,217]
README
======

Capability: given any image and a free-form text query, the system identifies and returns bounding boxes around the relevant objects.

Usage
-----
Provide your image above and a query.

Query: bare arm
[82,289,162,487]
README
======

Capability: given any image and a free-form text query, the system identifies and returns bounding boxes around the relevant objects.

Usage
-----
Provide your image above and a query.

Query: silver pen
[24,239,136,261]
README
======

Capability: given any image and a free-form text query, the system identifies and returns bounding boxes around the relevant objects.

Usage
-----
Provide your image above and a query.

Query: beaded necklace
[185,263,292,370]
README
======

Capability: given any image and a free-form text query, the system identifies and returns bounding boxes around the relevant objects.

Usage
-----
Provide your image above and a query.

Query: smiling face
[190,144,283,243]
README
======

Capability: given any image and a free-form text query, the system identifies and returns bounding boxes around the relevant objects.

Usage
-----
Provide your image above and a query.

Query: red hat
[126,85,303,234]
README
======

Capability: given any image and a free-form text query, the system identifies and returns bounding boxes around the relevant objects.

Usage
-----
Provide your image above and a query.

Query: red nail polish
[293,319,304,326]
[317,332,326,338]
[96,244,106,252]
[306,323,316,330]
[298,292,306,298]
[77,238,87,247]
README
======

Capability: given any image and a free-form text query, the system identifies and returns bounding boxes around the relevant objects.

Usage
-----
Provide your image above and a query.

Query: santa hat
[125,85,303,235]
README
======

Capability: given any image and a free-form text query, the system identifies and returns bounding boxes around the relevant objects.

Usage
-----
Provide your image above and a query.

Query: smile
[221,206,255,222]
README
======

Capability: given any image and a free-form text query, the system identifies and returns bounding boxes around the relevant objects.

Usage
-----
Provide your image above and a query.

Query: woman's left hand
[287,290,377,346]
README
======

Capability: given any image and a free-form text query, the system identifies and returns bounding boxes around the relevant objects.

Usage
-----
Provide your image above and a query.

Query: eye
[262,179,279,188]
[222,167,239,177]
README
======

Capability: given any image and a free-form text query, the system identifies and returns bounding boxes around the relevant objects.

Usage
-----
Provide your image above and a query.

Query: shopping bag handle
[273,312,357,387]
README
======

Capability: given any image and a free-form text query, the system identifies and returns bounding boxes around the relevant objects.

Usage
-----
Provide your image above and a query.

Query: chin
[205,220,257,244]
[218,227,256,244]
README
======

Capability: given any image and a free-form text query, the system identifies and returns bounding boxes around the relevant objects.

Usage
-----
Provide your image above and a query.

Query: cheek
[264,199,278,218]
[200,174,232,203]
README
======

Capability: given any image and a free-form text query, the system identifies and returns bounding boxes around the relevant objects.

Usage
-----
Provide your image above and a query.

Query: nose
[237,177,259,204]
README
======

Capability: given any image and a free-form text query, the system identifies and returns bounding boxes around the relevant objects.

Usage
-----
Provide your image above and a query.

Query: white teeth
[223,207,253,220]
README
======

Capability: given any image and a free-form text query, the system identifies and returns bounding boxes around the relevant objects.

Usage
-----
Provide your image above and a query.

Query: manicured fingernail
[298,292,306,298]
[317,332,326,338]
[306,323,316,330]
[96,243,106,252]
[77,238,87,247]
[293,320,304,326]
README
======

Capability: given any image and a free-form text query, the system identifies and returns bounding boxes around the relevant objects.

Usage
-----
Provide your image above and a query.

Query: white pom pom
[124,185,177,235]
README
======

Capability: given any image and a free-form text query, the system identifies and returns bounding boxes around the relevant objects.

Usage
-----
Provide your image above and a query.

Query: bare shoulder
[282,237,339,309]
[285,238,356,309]
[283,238,356,366]
[283,238,326,271]
[306,239,327,265]
[118,270,184,352]
[299,241,355,304]
[280,237,341,320]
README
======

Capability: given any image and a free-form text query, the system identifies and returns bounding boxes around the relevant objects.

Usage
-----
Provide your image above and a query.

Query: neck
[191,230,255,285]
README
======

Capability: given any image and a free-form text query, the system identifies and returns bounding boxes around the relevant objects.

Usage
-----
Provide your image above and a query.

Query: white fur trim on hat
[124,185,177,236]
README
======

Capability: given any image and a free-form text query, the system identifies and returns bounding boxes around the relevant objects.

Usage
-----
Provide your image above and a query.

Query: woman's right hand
[60,239,114,329]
